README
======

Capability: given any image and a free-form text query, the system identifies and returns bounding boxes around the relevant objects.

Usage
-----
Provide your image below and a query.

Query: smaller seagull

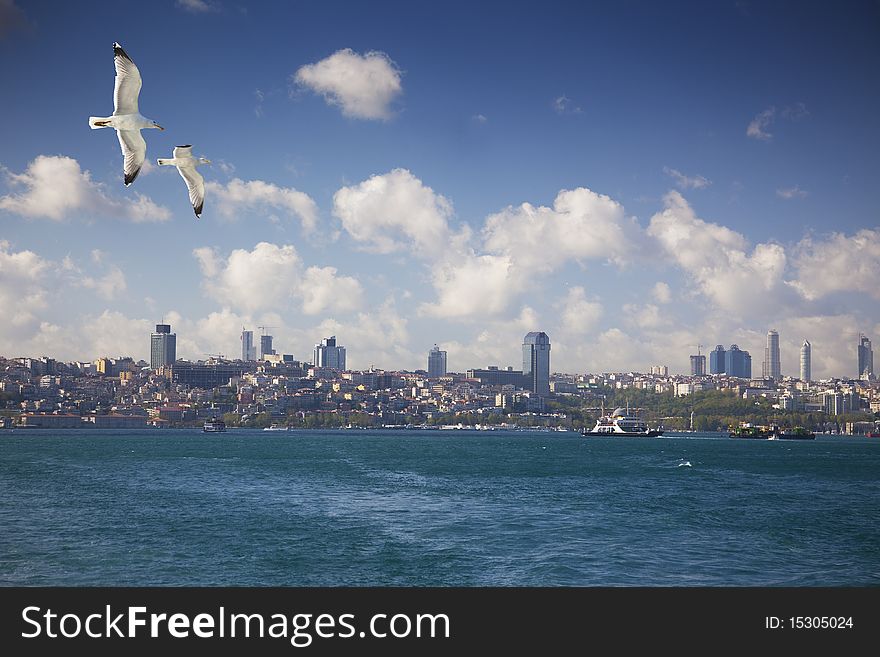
[89,42,164,186]
[157,145,211,218]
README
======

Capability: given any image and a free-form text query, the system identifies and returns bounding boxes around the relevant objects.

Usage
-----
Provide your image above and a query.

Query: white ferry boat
[203,418,226,433]
[582,407,663,437]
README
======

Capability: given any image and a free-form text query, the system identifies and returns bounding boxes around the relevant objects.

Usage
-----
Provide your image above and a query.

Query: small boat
[203,418,226,433]
[263,424,289,431]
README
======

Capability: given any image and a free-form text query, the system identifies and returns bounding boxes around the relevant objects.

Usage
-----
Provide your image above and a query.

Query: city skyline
[1,318,877,383]
[2,2,879,378]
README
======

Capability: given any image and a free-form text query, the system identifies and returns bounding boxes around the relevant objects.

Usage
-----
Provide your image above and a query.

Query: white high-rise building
[763,329,781,380]
[800,340,811,382]
[150,324,176,370]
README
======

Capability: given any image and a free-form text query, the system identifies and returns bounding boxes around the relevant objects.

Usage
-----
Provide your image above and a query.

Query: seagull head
[152,121,165,131]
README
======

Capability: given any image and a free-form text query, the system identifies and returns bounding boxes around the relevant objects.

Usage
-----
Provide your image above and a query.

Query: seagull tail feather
[89,116,112,130]
[157,159,175,166]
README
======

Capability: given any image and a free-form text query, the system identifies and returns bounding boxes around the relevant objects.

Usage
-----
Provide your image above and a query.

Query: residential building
[690,354,706,376]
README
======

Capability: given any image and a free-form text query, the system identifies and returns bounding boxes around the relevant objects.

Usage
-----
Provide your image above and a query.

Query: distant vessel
[730,423,815,440]
[263,424,289,431]
[203,418,226,433]
[582,407,663,437]
[729,423,773,439]
[771,426,816,440]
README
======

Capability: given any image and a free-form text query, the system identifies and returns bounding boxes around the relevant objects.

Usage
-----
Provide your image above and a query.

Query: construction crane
[257,325,277,335]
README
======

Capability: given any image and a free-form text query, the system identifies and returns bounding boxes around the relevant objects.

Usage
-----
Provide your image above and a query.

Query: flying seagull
[88,42,164,186]
[157,146,211,218]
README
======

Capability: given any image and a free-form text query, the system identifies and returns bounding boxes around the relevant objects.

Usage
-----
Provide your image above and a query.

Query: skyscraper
[800,340,811,382]
[522,332,551,396]
[709,345,726,375]
[241,329,256,361]
[858,333,873,379]
[260,334,275,360]
[150,323,176,370]
[427,344,447,378]
[763,329,781,380]
[314,336,346,370]
[726,345,751,378]
[690,354,706,376]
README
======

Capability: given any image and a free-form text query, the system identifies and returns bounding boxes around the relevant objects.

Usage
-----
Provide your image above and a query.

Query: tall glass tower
[763,329,781,380]
[858,333,873,379]
[314,336,346,370]
[709,345,726,375]
[522,332,551,396]
[260,334,275,359]
[727,345,751,378]
[150,323,176,370]
[800,340,811,382]
[427,344,447,378]
[241,329,256,361]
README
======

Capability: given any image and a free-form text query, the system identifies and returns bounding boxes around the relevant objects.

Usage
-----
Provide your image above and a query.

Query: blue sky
[1,0,878,378]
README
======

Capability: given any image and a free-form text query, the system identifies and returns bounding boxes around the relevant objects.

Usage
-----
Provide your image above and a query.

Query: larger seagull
[89,42,164,186]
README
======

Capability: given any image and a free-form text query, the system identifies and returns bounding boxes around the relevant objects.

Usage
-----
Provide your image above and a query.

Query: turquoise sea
[1,429,878,586]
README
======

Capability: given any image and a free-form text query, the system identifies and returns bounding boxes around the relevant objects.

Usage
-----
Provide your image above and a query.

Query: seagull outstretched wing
[178,164,205,218]
[117,129,146,186]
[112,42,142,116]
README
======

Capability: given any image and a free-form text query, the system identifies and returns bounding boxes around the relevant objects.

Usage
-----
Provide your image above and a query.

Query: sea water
[1,429,878,586]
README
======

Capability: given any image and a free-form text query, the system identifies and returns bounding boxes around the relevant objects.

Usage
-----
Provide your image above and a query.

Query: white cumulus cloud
[482,187,638,273]
[299,266,364,315]
[333,168,464,257]
[77,266,127,301]
[0,155,171,222]
[194,242,301,314]
[205,178,319,232]
[193,242,364,316]
[652,281,672,304]
[295,48,402,120]
[419,254,516,319]
[558,287,603,334]
[648,191,789,316]
[790,229,880,301]
[0,240,50,337]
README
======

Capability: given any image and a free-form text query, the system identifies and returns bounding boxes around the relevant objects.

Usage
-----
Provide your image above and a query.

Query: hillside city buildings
[2,328,877,432]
